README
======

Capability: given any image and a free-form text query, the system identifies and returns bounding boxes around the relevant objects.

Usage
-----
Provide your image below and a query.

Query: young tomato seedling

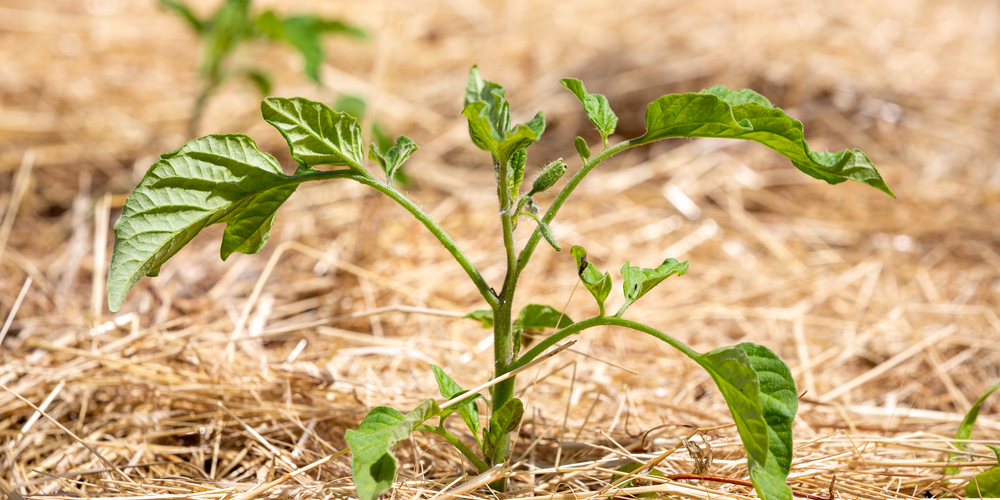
[107,67,893,500]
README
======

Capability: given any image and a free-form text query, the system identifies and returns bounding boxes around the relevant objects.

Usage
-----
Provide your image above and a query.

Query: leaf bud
[530,159,567,194]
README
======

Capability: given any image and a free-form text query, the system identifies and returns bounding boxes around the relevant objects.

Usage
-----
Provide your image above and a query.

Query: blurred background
[2,0,999,497]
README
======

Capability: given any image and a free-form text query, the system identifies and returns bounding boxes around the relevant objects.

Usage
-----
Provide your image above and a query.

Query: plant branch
[419,425,489,473]
[514,138,641,277]
[353,175,498,309]
[510,316,697,372]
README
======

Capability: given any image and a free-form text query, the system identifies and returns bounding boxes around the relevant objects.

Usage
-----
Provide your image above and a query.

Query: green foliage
[569,246,613,316]
[344,400,440,500]
[262,97,365,172]
[484,398,524,458]
[108,66,893,500]
[638,86,894,197]
[158,0,365,136]
[617,258,688,315]
[431,365,482,448]
[739,343,799,500]
[948,380,1000,495]
[560,78,618,144]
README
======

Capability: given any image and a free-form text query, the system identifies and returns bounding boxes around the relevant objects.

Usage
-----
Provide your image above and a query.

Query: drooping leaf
[570,246,613,315]
[484,398,524,457]
[739,342,799,500]
[575,136,591,162]
[261,96,365,172]
[515,304,574,330]
[949,380,1000,474]
[619,258,689,314]
[257,12,366,83]
[464,309,494,329]
[158,0,205,33]
[560,78,618,141]
[345,400,441,500]
[695,346,769,478]
[610,463,665,497]
[108,134,300,312]
[369,136,418,182]
[431,365,482,447]
[637,86,894,197]
[462,67,545,167]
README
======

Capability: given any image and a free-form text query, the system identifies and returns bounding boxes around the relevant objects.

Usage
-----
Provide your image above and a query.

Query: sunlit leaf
[261,96,365,172]
[484,398,523,457]
[108,134,299,312]
[431,365,482,448]
[369,136,418,182]
[462,67,545,167]
[561,78,618,140]
[464,309,493,328]
[515,304,573,330]
[949,380,1000,474]
[345,400,441,500]
[638,86,894,197]
[570,246,613,315]
[619,258,688,314]
[575,136,591,162]
[967,466,1000,498]
[740,342,798,500]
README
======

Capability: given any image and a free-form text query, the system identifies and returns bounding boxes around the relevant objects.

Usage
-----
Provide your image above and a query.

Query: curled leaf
[561,78,618,141]
[369,135,418,183]
[570,246,613,315]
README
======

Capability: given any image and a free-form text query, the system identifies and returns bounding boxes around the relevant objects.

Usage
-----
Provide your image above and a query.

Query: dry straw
[2,0,999,499]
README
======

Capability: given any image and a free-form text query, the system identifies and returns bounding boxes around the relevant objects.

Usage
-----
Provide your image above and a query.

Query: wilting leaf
[570,246,613,315]
[619,258,689,314]
[431,365,482,447]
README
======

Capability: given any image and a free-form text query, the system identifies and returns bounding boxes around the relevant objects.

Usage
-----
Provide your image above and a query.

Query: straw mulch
[2,0,999,499]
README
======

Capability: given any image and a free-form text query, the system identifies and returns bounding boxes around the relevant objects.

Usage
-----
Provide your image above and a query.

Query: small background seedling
[2,2,999,500]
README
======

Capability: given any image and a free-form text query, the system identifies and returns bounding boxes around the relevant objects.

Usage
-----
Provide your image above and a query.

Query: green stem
[514,138,642,277]
[490,152,519,480]
[510,316,698,372]
[418,425,489,473]
[354,175,499,310]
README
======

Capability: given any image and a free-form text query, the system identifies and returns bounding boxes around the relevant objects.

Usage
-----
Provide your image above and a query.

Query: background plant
[949,380,1000,497]
[107,67,892,500]
[158,0,366,138]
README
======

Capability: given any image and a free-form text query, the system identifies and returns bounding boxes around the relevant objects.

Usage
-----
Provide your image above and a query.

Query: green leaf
[261,96,365,172]
[949,380,1000,474]
[967,467,1000,498]
[509,147,526,200]
[369,136,418,183]
[159,0,205,33]
[570,246,612,315]
[610,463,665,497]
[637,86,894,197]
[739,342,799,500]
[260,13,366,83]
[484,398,524,457]
[515,304,574,330]
[464,309,494,328]
[990,445,1000,462]
[431,365,482,447]
[345,399,441,500]
[695,346,769,479]
[108,134,299,312]
[560,78,618,141]
[575,136,590,162]
[461,67,545,167]
[619,258,689,314]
